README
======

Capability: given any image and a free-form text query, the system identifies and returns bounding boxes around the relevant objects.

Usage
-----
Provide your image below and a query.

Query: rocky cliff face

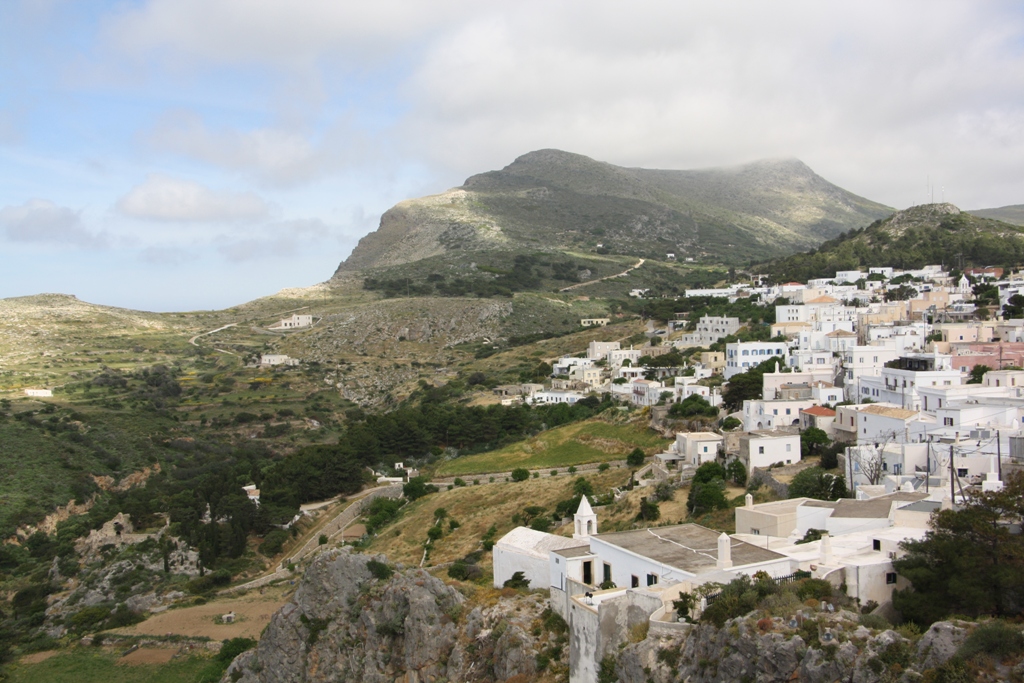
[224,549,551,683]
[617,615,975,683]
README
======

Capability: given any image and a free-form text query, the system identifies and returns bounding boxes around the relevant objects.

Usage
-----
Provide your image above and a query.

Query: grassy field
[364,468,633,567]
[434,418,670,476]
[6,648,216,683]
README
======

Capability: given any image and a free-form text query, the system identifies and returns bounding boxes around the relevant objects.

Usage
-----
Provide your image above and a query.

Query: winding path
[559,258,645,292]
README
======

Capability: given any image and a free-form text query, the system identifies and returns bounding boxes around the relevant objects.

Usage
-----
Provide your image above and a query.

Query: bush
[448,560,472,581]
[259,529,290,556]
[626,448,645,467]
[652,480,675,502]
[859,613,892,630]
[636,497,660,522]
[958,620,1024,661]
[721,416,741,431]
[598,463,610,472]
[510,468,530,482]
[366,559,393,580]
[218,637,257,664]
[726,460,747,487]
[318,534,328,545]
[427,525,444,540]
[503,571,530,590]
[403,477,437,500]
[795,578,834,601]
[453,478,466,487]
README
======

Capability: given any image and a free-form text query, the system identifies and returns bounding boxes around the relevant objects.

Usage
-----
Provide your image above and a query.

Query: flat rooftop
[592,524,786,574]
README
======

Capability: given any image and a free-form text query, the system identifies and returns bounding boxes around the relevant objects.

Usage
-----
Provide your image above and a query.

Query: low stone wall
[751,467,790,498]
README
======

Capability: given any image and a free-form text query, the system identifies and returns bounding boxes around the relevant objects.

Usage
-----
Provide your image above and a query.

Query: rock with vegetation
[225,548,557,683]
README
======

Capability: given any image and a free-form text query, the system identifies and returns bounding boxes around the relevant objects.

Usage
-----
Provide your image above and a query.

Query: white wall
[493,544,548,589]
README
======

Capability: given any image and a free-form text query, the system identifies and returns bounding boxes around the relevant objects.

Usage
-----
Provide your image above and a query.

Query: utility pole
[925,441,930,493]
[950,443,955,503]
[997,430,1002,481]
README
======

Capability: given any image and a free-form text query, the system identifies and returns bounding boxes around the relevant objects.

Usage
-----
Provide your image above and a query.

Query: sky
[1,1,1023,311]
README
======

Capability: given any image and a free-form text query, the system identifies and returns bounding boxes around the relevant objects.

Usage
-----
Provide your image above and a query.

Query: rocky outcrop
[225,549,551,683]
[617,615,971,683]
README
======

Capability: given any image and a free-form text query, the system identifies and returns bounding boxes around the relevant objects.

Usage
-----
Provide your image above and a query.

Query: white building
[493,527,587,590]
[724,341,789,378]
[607,348,643,369]
[679,315,741,346]
[742,398,815,431]
[259,354,299,367]
[24,388,53,397]
[668,431,724,466]
[528,391,585,405]
[587,340,620,360]
[738,430,801,469]
[857,353,962,410]
[268,314,313,330]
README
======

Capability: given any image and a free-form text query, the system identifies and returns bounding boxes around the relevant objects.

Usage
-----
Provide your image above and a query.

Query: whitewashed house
[738,430,801,469]
[269,314,313,330]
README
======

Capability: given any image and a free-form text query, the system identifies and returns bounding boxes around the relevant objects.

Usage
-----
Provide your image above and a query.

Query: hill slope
[335,150,891,273]
[970,204,1024,226]
[764,203,1024,282]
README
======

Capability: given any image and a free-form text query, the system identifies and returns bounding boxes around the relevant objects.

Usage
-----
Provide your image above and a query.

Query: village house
[268,314,313,330]
[737,430,801,469]
[724,341,789,379]
[259,354,299,367]
[660,431,724,467]
[579,318,610,327]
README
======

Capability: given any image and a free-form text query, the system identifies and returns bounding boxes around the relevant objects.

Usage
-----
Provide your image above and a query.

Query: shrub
[366,559,394,580]
[567,465,577,474]
[859,613,892,630]
[259,529,290,556]
[510,468,530,482]
[318,534,328,545]
[448,560,471,581]
[958,620,1024,661]
[795,578,834,601]
[218,637,257,664]
[626,448,645,467]
[550,470,558,477]
[427,525,444,540]
[598,463,610,472]
[653,480,675,502]
[403,476,437,500]
[453,478,466,487]
[636,497,660,522]
[448,519,460,531]
[530,517,552,532]
[503,571,530,590]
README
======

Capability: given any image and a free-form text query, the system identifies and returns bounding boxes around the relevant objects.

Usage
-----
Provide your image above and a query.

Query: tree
[894,473,1024,625]
[687,479,728,514]
[722,356,783,411]
[636,497,661,522]
[1003,293,1024,319]
[510,468,530,482]
[572,477,594,498]
[693,461,727,485]
[626,448,646,467]
[669,394,719,419]
[968,364,992,384]
[726,459,747,487]
[403,476,437,501]
[800,427,831,458]
[788,467,847,501]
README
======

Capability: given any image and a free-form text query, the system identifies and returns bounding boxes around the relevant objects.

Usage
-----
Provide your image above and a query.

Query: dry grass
[364,469,632,566]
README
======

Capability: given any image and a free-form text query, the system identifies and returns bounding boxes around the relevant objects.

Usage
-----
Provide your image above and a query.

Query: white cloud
[0,199,106,247]
[215,218,335,263]
[116,175,273,222]
[101,0,474,67]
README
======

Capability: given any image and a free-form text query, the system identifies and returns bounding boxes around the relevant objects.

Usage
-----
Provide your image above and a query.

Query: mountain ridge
[763,202,1024,282]
[334,150,892,276]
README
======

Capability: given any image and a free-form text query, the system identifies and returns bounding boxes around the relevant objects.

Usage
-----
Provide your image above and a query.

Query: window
[583,561,592,585]
[943,417,953,426]
[957,468,968,477]
[873,540,881,551]
[751,528,760,535]
[758,446,765,454]
[785,443,792,452]
[631,575,639,588]
[603,563,612,585]
[647,573,659,586]
[786,408,791,415]
[886,572,897,585]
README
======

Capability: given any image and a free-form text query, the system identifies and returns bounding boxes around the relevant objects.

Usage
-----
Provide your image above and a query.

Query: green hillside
[970,204,1024,226]
[763,203,1024,282]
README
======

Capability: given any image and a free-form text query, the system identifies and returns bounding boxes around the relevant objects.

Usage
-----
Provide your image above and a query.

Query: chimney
[745,493,754,509]
[820,533,833,565]
[717,532,733,569]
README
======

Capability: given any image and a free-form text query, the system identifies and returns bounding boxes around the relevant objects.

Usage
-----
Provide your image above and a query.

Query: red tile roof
[801,406,836,417]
